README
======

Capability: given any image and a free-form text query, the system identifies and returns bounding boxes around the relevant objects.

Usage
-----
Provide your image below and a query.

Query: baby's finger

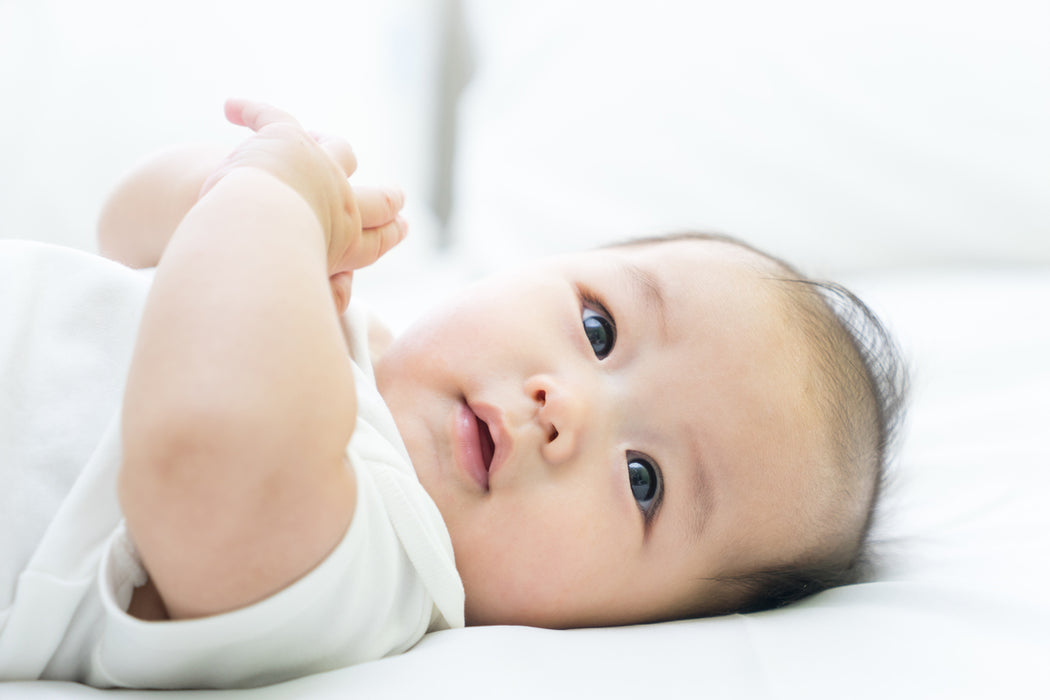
[224,98,302,133]
[329,271,354,316]
[311,131,358,178]
[341,216,408,271]
[356,186,405,229]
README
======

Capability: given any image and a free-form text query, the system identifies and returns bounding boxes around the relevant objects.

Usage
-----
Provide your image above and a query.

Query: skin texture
[375,239,846,627]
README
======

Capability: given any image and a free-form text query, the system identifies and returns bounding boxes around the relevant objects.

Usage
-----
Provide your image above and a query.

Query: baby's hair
[609,231,908,615]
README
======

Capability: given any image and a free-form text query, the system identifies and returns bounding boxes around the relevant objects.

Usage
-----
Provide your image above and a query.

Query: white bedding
[2,0,1049,697]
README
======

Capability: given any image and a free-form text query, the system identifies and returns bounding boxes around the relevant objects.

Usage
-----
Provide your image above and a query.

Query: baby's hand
[329,185,407,314]
[201,99,406,276]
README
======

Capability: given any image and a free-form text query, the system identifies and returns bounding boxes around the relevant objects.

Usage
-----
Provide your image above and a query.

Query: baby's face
[375,239,835,627]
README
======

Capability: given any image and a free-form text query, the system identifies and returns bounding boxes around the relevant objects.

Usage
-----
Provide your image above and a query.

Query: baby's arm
[97,144,407,296]
[97,144,230,268]
[118,100,402,620]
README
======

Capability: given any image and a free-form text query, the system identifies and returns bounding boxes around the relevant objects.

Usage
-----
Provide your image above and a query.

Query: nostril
[548,426,558,442]
[535,389,547,405]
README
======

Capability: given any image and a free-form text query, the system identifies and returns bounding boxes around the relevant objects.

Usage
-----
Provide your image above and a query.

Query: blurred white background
[0,0,445,251]
[3,0,1047,281]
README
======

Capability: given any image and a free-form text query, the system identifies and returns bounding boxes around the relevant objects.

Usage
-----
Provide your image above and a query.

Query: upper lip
[469,401,509,478]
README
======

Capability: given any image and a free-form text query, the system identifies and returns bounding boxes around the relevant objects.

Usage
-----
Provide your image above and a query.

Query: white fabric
[0,241,464,689]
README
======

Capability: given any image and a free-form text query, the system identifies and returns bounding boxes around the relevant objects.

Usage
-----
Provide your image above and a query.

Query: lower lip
[453,403,489,490]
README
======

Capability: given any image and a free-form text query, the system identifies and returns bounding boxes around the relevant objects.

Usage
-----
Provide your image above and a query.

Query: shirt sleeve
[88,303,464,690]
[90,449,434,689]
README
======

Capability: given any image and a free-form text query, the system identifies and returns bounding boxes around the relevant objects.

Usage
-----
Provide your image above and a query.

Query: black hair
[610,231,909,615]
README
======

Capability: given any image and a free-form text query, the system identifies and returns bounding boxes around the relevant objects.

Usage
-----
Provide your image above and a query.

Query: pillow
[448,0,1050,276]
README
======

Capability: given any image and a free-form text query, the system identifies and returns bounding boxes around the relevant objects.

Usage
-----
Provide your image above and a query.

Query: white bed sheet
[4,265,1048,699]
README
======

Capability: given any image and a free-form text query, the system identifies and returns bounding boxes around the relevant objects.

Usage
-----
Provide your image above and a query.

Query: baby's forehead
[580,238,820,405]
[580,236,786,285]
[594,239,787,308]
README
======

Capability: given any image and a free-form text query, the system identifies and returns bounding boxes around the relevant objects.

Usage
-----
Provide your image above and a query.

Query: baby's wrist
[197,167,330,259]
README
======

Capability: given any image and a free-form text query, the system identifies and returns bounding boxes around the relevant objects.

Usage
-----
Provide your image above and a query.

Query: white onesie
[0,241,465,688]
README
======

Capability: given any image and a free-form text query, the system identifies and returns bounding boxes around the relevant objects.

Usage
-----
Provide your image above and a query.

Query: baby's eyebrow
[650,407,715,545]
[621,262,670,342]
[684,429,714,544]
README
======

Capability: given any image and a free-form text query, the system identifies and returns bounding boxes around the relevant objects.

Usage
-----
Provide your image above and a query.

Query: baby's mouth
[476,414,495,472]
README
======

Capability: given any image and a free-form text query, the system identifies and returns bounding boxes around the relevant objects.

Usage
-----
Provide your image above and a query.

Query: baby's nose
[525,374,588,465]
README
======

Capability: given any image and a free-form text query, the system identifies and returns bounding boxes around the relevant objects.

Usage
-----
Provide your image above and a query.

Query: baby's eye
[627,453,661,519]
[582,305,615,360]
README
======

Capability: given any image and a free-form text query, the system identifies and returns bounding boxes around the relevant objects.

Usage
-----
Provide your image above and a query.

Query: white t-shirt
[0,241,464,688]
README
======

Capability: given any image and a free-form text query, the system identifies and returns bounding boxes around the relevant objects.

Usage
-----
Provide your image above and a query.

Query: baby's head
[374,232,906,627]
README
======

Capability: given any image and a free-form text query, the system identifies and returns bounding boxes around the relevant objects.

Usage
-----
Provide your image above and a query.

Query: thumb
[329,271,354,315]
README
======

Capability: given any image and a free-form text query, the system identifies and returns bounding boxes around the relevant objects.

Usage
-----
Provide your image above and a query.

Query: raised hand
[329,185,408,314]
[202,99,406,281]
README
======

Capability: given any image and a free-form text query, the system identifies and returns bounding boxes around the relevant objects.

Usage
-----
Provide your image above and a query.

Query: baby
[0,100,906,688]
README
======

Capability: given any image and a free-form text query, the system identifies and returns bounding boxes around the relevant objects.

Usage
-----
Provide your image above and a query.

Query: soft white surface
[4,267,1049,698]
[450,0,1050,277]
